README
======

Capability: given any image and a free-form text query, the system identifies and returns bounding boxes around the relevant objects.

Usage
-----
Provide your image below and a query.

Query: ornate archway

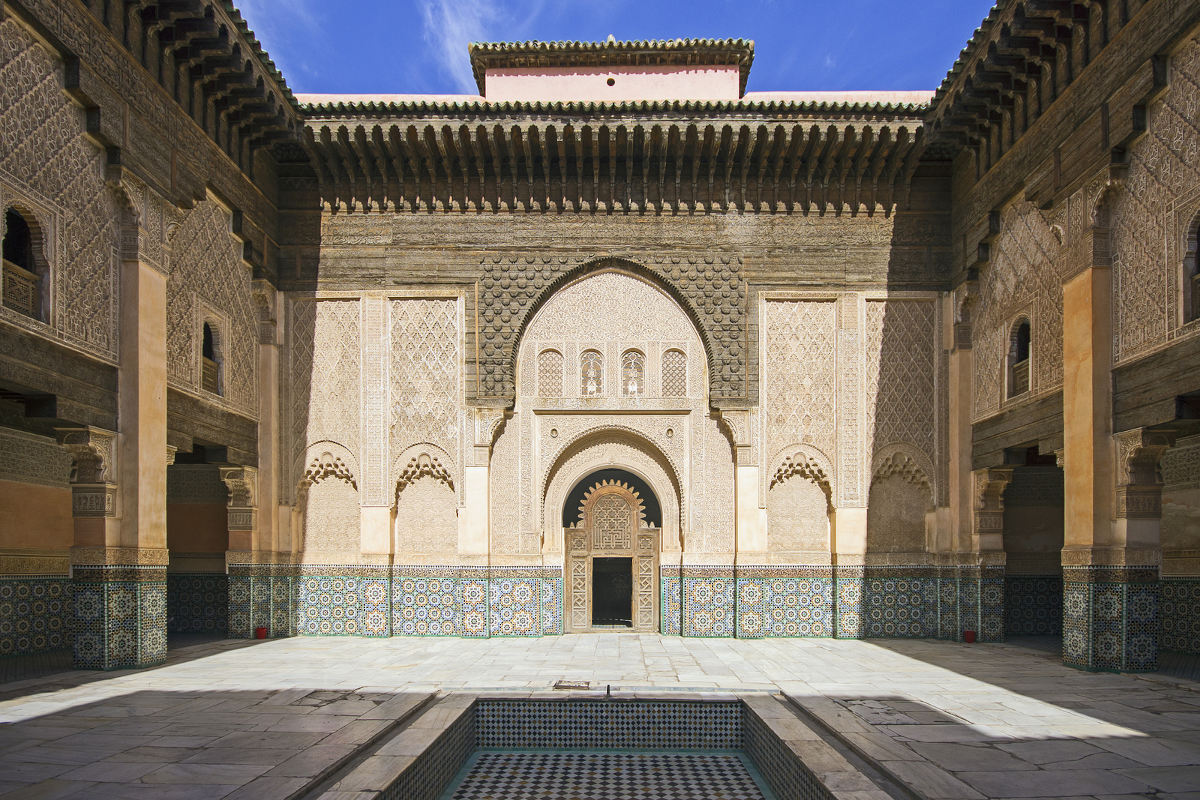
[565,474,660,632]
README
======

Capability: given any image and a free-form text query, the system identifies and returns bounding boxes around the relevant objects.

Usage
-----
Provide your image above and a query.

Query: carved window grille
[202,322,223,395]
[662,349,686,397]
[581,350,603,396]
[538,349,563,397]
[1007,318,1031,398]
[621,350,645,397]
[2,207,44,321]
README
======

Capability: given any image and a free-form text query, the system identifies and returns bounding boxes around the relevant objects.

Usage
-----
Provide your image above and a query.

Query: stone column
[941,286,976,639]
[1059,188,1164,671]
[61,174,171,670]
[1062,428,1172,671]
[833,293,866,638]
[221,466,274,638]
[252,280,280,555]
[461,408,506,562]
[964,468,1011,642]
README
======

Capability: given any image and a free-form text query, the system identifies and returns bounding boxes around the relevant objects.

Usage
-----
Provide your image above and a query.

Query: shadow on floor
[0,687,427,799]
[0,638,271,700]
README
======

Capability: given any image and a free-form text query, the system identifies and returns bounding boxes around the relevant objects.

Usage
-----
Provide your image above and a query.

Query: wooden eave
[468,39,756,95]
[299,109,927,215]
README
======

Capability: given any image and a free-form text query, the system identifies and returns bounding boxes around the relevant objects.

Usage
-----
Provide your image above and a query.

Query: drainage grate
[552,680,590,690]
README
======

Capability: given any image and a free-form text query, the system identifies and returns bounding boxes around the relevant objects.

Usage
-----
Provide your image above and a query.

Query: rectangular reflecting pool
[441,750,777,800]
[322,694,891,800]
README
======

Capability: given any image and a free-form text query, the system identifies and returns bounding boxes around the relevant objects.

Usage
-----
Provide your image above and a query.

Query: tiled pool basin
[319,694,891,800]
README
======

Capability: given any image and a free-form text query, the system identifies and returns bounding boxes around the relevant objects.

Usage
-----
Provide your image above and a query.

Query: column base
[227,563,297,639]
[1063,565,1158,672]
[72,565,167,670]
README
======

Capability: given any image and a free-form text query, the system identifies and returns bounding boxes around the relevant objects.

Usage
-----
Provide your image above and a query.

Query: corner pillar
[962,467,1011,642]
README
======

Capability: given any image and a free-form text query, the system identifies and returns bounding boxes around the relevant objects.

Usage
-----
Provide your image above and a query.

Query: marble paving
[0,635,1197,798]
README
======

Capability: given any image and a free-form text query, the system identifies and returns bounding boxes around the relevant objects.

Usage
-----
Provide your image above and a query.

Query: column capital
[55,426,117,484]
[1113,427,1176,487]
[251,279,280,345]
[220,466,259,536]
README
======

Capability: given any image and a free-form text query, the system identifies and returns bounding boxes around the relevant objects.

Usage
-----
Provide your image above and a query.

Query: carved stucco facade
[0,18,119,361]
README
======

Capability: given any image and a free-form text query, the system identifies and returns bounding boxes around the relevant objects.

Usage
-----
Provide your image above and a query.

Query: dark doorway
[592,557,633,627]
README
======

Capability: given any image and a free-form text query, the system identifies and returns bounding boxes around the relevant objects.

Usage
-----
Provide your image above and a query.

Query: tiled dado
[735,567,833,638]
[667,565,975,640]
[72,566,167,670]
[278,566,564,638]
[167,573,228,635]
[1161,578,1200,654]
[1063,566,1158,672]
[228,565,298,639]
[835,566,950,640]
[1005,574,1063,636]
[680,567,735,637]
[0,576,70,656]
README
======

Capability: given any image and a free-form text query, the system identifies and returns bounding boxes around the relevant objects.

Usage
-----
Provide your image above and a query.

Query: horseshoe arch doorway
[563,469,661,632]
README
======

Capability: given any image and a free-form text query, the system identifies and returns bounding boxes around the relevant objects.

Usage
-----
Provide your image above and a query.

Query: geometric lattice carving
[288,300,361,501]
[763,300,836,462]
[389,299,459,484]
[591,494,633,550]
[537,349,563,398]
[865,299,935,456]
[395,451,454,500]
[974,198,1063,419]
[662,349,686,396]
[1114,33,1200,362]
[167,198,256,414]
[576,479,647,530]
[0,20,117,358]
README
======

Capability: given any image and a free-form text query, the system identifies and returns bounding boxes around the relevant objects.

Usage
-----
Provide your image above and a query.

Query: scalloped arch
[870,443,935,509]
[299,440,358,492]
[769,444,835,511]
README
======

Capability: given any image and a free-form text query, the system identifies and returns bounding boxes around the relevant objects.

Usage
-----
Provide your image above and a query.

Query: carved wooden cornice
[926,0,1164,178]
[300,114,926,215]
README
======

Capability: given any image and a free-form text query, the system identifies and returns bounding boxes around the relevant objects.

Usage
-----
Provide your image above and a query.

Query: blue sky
[236,1,996,96]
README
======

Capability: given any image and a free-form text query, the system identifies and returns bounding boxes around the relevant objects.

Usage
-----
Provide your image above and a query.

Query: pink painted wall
[484,65,741,102]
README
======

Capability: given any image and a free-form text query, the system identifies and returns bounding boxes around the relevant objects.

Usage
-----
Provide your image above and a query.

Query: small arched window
[621,350,645,397]
[581,350,603,397]
[1184,217,1200,324]
[538,349,563,398]
[201,322,222,395]
[1007,318,1031,398]
[662,349,686,397]
[3,207,45,320]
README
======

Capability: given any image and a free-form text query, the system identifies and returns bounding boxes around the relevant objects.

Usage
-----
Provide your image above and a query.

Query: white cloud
[418,0,548,93]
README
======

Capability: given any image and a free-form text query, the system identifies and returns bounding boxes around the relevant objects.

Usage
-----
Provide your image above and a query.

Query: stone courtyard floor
[0,635,1198,798]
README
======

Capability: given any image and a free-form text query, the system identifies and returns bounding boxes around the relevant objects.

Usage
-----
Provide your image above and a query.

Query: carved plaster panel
[973,199,1065,421]
[0,19,118,359]
[0,426,71,488]
[388,298,461,495]
[1114,32,1200,362]
[865,299,936,461]
[761,299,837,474]
[286,298,361,503]
[166,198,257,416]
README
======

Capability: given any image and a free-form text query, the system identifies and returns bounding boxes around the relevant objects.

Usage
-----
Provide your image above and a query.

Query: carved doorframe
[566,478,659,632]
